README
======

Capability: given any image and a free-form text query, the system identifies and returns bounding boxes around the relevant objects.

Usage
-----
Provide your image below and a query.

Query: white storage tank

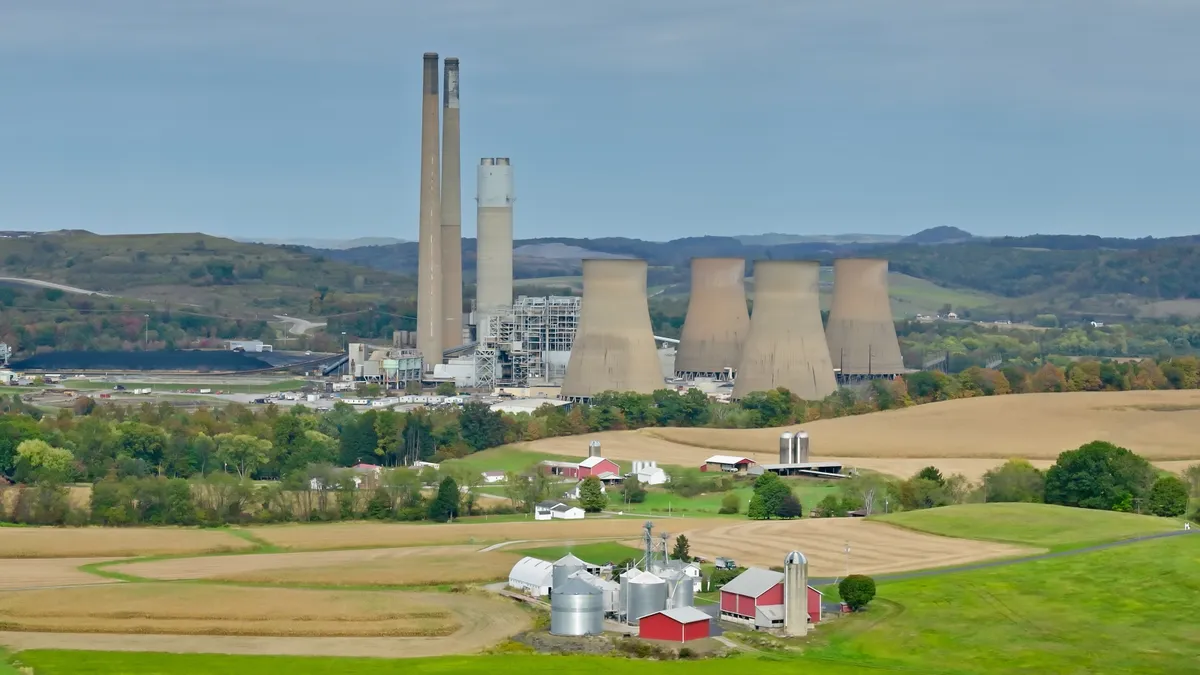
[550,578,604,636]
[795,430,810,463]
[626,570,667,626]
[779,431,794,464]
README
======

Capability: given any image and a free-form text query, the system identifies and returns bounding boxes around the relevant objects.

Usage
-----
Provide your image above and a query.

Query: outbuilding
[507,556,554,596]
[719,567,822,628]
[638,606,712,642]
[700,455,756,473]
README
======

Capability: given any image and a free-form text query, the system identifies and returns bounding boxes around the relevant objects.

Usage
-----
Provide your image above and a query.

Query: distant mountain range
[236,236,407,249]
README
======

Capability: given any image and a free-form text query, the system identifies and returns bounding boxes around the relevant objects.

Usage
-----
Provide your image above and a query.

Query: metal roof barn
[638,606,711,643]
[507,556,554,596]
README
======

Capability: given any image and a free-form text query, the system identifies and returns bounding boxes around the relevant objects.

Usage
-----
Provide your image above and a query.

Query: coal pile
[10,350,314,372]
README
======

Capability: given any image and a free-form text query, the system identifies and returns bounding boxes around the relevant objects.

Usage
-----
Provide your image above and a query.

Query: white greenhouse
[508,556,554,596]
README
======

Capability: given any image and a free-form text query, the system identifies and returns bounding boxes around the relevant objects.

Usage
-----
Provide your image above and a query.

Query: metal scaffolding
[473,295,580,388]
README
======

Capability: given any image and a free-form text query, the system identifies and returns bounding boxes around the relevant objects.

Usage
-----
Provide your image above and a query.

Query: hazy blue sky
[2,1,1198,241]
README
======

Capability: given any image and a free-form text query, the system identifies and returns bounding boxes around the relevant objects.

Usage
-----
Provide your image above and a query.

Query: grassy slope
[873,503,1182,549]
[514,542,644,564]
[440,446,574,473]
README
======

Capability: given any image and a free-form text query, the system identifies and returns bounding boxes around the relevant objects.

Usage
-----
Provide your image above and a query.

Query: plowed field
[0,527,252,558]
[0,558,120,591]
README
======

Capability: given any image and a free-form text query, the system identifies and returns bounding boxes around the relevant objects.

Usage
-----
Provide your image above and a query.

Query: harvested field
[245,518,720,551]
[0,584,526,642]
[676,518,1035,576]
[0,558,120,591]
[0,527,252,558]
[111,545,522,586]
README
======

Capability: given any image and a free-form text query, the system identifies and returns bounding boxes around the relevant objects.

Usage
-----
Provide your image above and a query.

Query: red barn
[638,606,711,642]
[719,568,822,628]
[700,455,756,473]
[577,456,620,478]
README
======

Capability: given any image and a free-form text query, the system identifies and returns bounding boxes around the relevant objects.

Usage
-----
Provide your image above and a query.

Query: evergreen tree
[671,534,691,562]
[428,476,459,522]
[776,493,803,519]
[578,476,608,513]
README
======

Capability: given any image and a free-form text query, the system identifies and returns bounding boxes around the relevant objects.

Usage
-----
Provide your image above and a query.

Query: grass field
[874,503,1184,549]
[514,542,643,564]
[110,546,522,587]
[0,528,252,558]
[441,446,572,473]
[627,482,841,518]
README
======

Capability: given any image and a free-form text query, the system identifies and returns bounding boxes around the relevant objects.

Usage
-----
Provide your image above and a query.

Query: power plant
[675,258,750,379]
[824,258,906,380]
[733,261,837,401]
[416,52,444,369]
[561,259,665,402]
[440,58,464,352]
[475,158,515,319]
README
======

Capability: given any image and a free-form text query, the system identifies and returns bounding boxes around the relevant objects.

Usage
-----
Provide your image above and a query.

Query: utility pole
[143,314,150,348]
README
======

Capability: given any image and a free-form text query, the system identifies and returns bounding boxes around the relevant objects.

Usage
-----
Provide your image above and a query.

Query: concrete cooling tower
[476,158,514,318]
[675,258,750,378]
[733,261,837,401]
[440,57,464,351]
[416,52,444,368]
[561,259,665,401]
[825,258,905,375]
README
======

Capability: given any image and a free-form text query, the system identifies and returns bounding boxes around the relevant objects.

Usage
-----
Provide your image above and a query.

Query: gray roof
[721,567,784,598]
[550,503,577,512]
[755,605,784,625]
[654,606,711,624]
[555,553,587,566]
[536,500,564,509]
[556,577,601,596]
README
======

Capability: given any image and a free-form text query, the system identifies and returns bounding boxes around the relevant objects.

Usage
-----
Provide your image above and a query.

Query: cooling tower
[733,261,837,401]
[416,52,444,368]
[476,158,514,317]
[561,259,665,401]
[825,258,905,375]
[675,258,750,377]
[440,57,464,351]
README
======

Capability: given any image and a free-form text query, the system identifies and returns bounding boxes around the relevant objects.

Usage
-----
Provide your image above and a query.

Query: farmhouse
[507,556,554,596]
[700,455,756,473]
[534,501,585,521]
[481,471,506,484]
[539,455,621,480]
[638,606,712,642]
[719,567,822,629]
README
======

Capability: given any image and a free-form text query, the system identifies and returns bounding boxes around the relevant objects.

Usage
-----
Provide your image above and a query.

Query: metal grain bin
[619,567,639,618]
[778,431,794,464]
[552,553,587,590]
[626,571,667,626]
[667,573,695,609]
[550,578,603,636]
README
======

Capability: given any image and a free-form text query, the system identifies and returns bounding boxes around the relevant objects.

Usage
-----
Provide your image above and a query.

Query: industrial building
[718,555,821,633]
[637,606,712,643]
[473,295,578,389]
[824,259,907,381]
[344,343,424,388]
[675,258,750,379]
[733,261,838,401]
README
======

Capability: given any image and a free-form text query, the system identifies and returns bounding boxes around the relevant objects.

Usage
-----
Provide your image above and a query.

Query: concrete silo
[440,57,464,351]
[733,261,837,401]
[825,258,905,376]
[561,259,665,401]
[550,578,604,636]
[476,158,514,319]
[784,550,809,637]
[416,52,444,369]
[675,258,750,378]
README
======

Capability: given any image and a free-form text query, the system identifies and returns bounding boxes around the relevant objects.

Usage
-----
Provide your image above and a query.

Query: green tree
[916,466,946,486]
[1044,441,1156,511]
[777,493,803,519]
[815,493,849,517]
[718,491,740,514]
[622,475,647,504]
[428,475,459,522]
[459,401,505,451]
[215,433,273,479]
[671,534,691,562]
[982,459,1045,503]
[747,472,791,520]
[578,476,608,513]
[1147,475,1189,517]
[15,439,74,481]
[435,382,457,396]
[1183,464,1200,498]
[838,574,877,611]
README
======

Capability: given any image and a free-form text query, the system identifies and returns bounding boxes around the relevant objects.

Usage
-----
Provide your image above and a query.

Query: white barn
[630,460,668,486]
[507,556,554,596]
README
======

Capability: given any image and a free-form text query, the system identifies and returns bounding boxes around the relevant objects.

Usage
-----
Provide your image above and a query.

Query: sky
[1,0,1199,241]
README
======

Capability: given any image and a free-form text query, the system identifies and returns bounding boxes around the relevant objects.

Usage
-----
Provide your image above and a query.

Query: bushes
[838,574,877,611]
[1147,475,1190,517]
[718,491,740,514]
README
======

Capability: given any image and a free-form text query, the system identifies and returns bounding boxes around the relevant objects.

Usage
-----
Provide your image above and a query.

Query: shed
[700,455,756,473]
[550,503,585,520]
[508,556,554,596]
[638,606,712,642]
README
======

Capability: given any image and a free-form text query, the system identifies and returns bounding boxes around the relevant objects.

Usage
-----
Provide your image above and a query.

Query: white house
[507,556,554,596]
[534,500,557,521]
[629,460,669,486]
[536,500,584,520]
[481,471,506,484]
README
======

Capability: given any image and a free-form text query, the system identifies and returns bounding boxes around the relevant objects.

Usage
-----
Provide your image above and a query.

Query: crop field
[110,545,522,587]
[0,527,252,558]
[245,518,713,551]
[514,542,644,564]
[0,558,120,591]
[677,518,1033,576]
[874,503,1184,549]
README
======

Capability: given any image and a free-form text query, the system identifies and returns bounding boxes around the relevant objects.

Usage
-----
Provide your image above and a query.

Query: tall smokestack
[561,259,664,401]
[440,57,463,351]
[825,258,905,375]
[476,158,514,319]
[416,52,444,368]
[675,258,750,378]
[733,261,837,401]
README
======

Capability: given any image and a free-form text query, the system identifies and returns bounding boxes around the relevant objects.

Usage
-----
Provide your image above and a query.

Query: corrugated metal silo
[619,567,638,619]
[778,431,794,464]
[667,573,695,608]
[552,553,587,590]
[825,258,905,375]
[588,440,601,458]
[550,578,604,636]
[626,571,667,625]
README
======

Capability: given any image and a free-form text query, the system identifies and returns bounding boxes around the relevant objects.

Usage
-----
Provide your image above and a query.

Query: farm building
[629,460,669,485]
[481,471,506,483]
[638,606,712,642]
[535,501,585,521]
[539,455,621,480]
[700,455,756,473]
[719,567,822,629]
[508,556,554,596]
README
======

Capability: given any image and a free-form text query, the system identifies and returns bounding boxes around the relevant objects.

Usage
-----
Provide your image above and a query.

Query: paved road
[810,528,1197,586]
[274,315,327,335]
[0,276,112,297]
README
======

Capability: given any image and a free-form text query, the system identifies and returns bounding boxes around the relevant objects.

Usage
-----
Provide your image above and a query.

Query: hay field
[246,518,721,551]
[111,545,522,587]
[675,518,1035,576]
[0,584,523,640]
[0,528,252,558]
[0,558,120,591]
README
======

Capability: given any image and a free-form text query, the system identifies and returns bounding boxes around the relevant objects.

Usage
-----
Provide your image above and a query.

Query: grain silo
[675,258,750,378]
[795,430,810,463]
[666,572,695,609]
[571,569,619,614]
[825,258,905,376]
[550,578,604,636]
[784,550,809,637]
[626,570,668,626]
[778,431,794,464]
[733,261,837,401]
[561,259,664,401]
[552,553,587,590]
[618,567,639,620]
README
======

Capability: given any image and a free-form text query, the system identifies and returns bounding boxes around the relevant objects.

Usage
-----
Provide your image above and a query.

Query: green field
[873,503,1183,549]
[617,481,841,518]
[515,542,644,564]
[441,446,573,474]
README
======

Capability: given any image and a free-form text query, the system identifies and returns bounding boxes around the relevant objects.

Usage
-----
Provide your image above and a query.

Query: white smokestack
[476,158,514,319]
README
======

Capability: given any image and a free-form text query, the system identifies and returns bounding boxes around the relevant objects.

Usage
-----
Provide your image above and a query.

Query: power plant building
[416,52,444,369]
[825,258,906,378]
[561,259,665,402]
[675,258,750,379]
[733,261,837,401]
[474,295,579,389]
[440,58,464,350]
